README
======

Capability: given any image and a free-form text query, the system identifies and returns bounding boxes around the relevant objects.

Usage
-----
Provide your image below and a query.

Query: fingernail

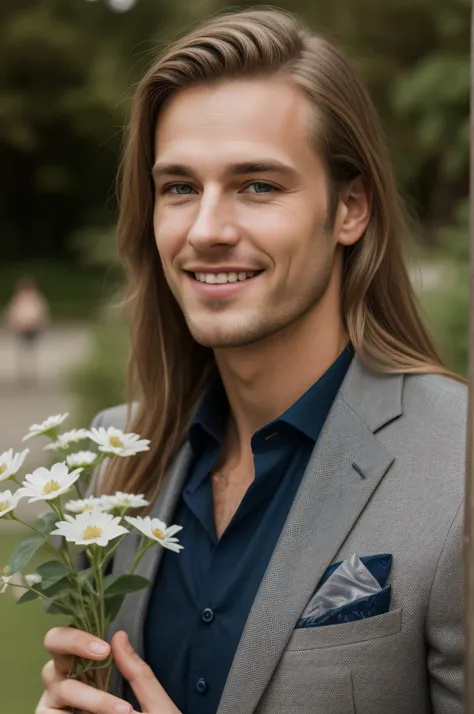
[114,704,131,713]
[88,641,109,654]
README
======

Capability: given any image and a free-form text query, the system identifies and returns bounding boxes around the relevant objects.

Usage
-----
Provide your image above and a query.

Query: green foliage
[37,560,70,584]
[0,531,68,714]
[36,512,61,536]
[103,573,150,598]
[8,533,47,575]
[418,200,469,376]
[68,318,129,425]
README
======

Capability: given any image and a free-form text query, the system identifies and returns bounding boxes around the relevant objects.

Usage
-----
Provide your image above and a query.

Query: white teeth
[193,271,258,284]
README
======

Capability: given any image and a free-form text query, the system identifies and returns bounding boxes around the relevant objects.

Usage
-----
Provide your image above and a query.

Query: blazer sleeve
[425,502,464,713]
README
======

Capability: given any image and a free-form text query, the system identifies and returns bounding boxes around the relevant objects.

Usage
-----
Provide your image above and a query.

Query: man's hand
[36,626,181,714]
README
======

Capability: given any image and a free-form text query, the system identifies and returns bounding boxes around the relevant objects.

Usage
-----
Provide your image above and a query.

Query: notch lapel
[217,359,403,714]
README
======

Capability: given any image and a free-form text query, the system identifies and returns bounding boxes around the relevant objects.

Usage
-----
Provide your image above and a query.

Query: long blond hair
[104,8,457,501]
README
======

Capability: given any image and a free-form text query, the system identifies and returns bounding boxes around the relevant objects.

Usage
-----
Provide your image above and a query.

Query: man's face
[153,78,340,348]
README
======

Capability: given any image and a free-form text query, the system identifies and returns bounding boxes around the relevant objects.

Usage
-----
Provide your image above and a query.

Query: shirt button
[196,677,208,694]
[201,607,214,623]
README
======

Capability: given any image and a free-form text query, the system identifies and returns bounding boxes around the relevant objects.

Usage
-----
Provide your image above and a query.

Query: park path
[0,323,93,526]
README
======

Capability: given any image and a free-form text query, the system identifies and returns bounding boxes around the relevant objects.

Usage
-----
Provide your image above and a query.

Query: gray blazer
[95,356,466,713]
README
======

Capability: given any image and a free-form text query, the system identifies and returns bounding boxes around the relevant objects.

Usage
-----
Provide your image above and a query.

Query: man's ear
[334,176,371,247]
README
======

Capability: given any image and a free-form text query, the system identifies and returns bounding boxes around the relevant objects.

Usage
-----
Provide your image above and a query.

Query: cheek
[153,207,185,266]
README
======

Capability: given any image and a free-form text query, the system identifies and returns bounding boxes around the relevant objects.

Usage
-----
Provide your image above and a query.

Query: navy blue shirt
[143,346,352,714]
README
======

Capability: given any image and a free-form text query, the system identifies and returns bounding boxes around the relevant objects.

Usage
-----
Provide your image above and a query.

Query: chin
[185,315,281,349]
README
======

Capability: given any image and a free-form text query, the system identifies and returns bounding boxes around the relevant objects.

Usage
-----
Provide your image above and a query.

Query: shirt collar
[274,343,353,443]
[189,343,354,453]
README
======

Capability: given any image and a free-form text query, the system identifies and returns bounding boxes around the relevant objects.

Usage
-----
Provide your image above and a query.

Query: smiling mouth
[189,270,263,284]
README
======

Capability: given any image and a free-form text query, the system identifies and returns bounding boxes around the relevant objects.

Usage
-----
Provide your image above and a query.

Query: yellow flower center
[81,505,94,512]
[82,525,103,540]
[109,436,124,448]
[0,501,9,513]
[0,464,7,476]
[43,480,61,495]
[152,528,165,540]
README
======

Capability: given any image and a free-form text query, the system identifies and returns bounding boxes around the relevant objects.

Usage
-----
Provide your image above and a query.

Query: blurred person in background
[6,277,49,386]
[36,8,465,714]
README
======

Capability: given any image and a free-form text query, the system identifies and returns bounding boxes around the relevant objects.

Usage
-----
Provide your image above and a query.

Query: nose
[187,189,240,252]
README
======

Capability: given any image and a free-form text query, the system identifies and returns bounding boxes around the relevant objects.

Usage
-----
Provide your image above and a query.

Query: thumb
[112,631,179,714]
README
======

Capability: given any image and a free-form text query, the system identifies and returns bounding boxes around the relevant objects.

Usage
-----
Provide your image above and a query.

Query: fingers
[112,631,179,714]
[44,627,111,675]
[37,676,134,714]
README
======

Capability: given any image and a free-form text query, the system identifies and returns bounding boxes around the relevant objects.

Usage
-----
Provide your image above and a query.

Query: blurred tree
[0,0,209,263]
[0,0,469,288]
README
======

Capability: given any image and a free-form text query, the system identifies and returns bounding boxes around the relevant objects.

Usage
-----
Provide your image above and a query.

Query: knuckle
[43,627,61,651]
[55,678,70,705]
[139,660,155,680]
[41,660,55,686]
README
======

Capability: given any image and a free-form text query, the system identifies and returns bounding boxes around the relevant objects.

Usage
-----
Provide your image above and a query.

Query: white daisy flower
[1,567,11,594]
[124,516,183,553]
[23,413,69,441]
[66,451,98,468]
[16,462,83,503]
[86,426,150,457]
[101,491,149,510]
[0,490,20,518]
[65,495,104,513]
[51,509,129,547]
[44,430,90,451]
[24,573,42,586]
[0,449,29,482]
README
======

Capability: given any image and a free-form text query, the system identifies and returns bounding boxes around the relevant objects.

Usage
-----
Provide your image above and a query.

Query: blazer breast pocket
[286,607,403,651]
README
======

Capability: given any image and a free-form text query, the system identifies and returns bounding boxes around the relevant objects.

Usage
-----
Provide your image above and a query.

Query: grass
[0,530,67,713]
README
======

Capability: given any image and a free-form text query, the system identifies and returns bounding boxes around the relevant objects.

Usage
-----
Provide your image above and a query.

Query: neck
[214,284,347,457]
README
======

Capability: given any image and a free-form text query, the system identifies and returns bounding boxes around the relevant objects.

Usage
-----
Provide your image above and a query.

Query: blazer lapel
[217,358,403,714]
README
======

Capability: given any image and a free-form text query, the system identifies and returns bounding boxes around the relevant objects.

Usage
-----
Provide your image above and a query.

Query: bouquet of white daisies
[0,413,182,692]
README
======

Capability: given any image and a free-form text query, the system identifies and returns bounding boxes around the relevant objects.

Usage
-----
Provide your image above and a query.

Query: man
[38,8,465,714]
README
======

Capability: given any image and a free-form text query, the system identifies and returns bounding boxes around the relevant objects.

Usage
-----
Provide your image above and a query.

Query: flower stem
[9,515,70,565]
[128,538,154,575]
[9,582,78,616]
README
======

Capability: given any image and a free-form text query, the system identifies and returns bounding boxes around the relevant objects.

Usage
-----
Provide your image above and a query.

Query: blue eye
[166,184,194,195]
[247,182,274,194]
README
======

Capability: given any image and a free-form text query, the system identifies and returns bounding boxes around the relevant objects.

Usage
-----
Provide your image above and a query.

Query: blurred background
[0,0,469,709]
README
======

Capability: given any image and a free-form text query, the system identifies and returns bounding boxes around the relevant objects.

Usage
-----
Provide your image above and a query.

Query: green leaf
[103,574,150,599]
[36,512,59,535]
[37,560,70,585]
[77,567,95,591]
[104,594,126,624]
[42,598,71,616]
[8,534,46,575]
[42,578,72,599]
[16,588,41,605]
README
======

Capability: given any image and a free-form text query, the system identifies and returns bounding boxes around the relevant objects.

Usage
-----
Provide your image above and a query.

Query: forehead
[154,78,321,171]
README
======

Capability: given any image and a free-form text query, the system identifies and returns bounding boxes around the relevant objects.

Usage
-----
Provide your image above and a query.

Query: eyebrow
[151,159,298,181]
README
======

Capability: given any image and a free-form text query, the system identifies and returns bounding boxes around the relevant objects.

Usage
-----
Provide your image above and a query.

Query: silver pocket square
[301,553,383,621]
